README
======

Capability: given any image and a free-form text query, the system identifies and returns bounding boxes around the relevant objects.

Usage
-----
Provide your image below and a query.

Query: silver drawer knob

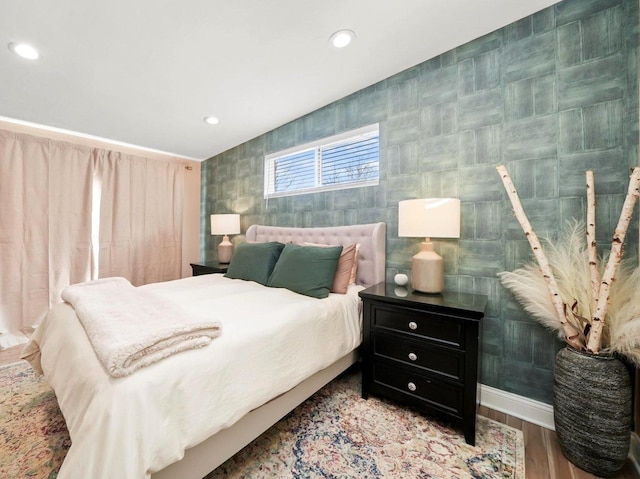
[408,352,417,361]
[407,382,417,392]
[408,321,418,330]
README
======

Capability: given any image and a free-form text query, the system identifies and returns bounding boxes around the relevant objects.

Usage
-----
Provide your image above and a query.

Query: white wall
[181,161,201,277]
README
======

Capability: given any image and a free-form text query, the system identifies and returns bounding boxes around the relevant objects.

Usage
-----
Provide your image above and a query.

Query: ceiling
[1,0,562,161]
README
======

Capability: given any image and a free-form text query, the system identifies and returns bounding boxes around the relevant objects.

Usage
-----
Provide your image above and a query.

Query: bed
[23,222,386,479]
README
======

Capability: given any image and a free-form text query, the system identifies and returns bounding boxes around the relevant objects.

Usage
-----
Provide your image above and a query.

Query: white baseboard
[631,433,640,474]
[479,384,555,430]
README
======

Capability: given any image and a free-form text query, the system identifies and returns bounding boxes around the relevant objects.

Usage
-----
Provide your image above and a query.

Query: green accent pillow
[268,244,343,299]
[225,242,285,285]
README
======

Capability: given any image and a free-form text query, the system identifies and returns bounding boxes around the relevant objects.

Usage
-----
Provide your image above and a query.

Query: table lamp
[210,214,241,263]
[398,198,460,293]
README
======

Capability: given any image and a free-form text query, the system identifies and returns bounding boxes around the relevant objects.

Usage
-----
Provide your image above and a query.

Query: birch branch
[497,165,583,350]
[586,170,600,315]
[587,167,640,353]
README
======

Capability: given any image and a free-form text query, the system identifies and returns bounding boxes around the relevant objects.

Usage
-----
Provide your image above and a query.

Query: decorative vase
[553,346,632,478]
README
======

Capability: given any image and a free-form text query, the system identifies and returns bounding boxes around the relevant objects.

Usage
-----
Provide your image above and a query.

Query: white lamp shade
[210,214,240,235]
[398,198,460,239]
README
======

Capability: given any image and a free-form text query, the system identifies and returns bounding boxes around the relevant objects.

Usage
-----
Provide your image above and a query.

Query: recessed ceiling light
[203,116,219,125]
[329,30,355,49]
[8,42,39,60]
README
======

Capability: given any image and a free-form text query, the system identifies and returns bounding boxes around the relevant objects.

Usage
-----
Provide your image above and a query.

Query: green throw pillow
[225,242,285,285]
[267,244,343,299]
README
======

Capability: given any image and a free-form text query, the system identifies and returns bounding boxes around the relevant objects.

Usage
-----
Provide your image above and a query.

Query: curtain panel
[1,131,51,349]
[0,129,184,350]
[97,151,183,286]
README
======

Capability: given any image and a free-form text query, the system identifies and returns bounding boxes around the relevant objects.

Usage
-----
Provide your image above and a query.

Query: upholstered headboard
[245,223,386,288]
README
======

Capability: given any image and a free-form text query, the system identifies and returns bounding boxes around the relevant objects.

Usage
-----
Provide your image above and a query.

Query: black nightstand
[359,282,486,445]
[190,262,228,276]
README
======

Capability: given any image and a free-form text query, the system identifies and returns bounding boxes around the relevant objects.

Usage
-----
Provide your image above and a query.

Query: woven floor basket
[553,346,632,478]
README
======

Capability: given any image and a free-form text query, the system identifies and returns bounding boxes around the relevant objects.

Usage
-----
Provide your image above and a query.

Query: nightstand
[359,282,486,445]
[190,262,228,276]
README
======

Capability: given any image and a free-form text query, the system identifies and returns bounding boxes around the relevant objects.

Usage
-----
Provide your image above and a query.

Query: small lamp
[398,198,460,294]
[210,214,240,263]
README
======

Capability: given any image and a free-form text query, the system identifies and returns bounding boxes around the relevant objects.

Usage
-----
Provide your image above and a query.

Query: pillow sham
[268,244,343,299]
[224,242,285,285]
[350,243,361,284]
[303,242,356,294]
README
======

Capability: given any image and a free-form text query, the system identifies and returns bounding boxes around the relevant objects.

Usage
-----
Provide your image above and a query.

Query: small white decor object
[394,273,408,286]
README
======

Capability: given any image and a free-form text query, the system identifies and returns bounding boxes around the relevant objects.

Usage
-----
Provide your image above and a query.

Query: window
[264,124,379,198]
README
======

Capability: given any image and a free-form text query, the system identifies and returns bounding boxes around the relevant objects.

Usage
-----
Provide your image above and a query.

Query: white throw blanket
[61,277,222,377]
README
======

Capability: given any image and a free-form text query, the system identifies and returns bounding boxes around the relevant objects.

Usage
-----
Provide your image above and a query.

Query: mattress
[28,274,364,479]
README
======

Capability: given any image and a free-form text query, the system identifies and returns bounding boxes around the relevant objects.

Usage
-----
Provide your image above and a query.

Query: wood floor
[1,345,638,479]
[478,404,638,479]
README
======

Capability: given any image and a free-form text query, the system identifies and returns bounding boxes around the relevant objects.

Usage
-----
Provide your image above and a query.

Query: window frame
[264,123,380,199]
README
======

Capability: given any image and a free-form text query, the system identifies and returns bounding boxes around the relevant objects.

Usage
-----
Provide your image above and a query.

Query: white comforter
[27,274,363,479]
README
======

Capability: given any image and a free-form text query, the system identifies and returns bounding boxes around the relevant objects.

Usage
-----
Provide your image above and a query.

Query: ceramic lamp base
[411,241,444,293]
[217,235,234,263]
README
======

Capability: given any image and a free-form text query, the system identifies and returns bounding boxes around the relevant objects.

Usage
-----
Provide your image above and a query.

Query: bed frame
[153,222,386,479]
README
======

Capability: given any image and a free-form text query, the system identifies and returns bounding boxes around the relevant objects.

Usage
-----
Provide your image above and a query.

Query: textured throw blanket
[61,277,222,377]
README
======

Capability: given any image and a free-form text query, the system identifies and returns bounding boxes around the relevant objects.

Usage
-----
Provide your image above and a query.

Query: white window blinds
[264,124,379,199]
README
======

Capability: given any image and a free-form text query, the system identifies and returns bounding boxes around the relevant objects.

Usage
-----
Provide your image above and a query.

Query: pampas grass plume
[499,220,640,366]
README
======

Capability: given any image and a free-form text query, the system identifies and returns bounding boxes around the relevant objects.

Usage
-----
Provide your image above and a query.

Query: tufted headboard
[245,223,386,288]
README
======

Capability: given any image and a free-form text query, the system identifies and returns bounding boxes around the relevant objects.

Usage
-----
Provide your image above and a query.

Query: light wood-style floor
[1,345,637,479]
[478,404,638,479]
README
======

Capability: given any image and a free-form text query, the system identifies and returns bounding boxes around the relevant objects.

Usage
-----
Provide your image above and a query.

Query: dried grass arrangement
[496,166,640,365]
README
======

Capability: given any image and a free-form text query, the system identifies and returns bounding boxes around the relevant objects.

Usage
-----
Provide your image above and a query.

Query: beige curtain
[0,129,185,350]
[48,141,97,303]
[97,151,183,286]
[0,130,94,349]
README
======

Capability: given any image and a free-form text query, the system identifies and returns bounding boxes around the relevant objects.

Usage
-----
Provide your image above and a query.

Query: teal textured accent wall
[202,0,639,404]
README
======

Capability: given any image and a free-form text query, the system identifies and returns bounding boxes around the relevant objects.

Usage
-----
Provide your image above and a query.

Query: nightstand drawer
[373,333,464,382]
[373,361,464,417]
[372,305,465,349]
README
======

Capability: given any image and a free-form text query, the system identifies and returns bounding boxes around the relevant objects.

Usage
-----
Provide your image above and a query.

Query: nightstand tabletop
[190,262,228,275]
[359,282,487,319]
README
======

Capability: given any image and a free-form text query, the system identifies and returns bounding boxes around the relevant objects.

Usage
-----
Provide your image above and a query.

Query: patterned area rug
[0,361,524,479]
[0,361,70,479]
[207,369,525,479]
